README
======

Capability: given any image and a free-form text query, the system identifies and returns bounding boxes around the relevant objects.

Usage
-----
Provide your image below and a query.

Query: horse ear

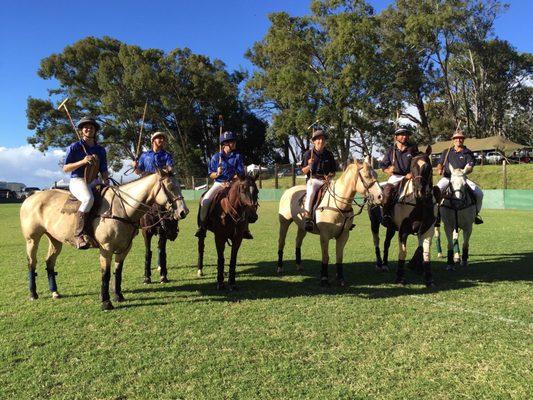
[425,145,432,156]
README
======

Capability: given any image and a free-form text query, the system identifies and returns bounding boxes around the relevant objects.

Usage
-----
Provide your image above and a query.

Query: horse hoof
[52,291,61,299]
[143,277,151,284]
[29,292,38,300]
[276,267,283,275]
[437,252,443,258]
[229,284,239,292]
[216,282,226,291]
[296,264,303,272]
[320,279,330,287]
[113,294,125,302]
[425,281,436,288]
[338,279,346,287]
[445,265,455,271]
[197,269,204,277]
[461,261,468,268]
[375,265,389,273]
[101,301,114,311]
[395,277,406,285]
[160,276,169,284]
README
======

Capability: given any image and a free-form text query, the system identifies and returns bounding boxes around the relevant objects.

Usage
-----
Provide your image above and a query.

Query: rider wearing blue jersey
[195,131,252,239]
[133,132,173,174]
[63,117,109,249]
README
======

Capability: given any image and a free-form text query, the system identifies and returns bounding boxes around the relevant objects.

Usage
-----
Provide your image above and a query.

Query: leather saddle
[60,184,107,216]
[299,183,328,222]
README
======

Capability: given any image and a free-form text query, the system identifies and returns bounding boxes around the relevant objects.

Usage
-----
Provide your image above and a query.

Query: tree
[27,37,270,176]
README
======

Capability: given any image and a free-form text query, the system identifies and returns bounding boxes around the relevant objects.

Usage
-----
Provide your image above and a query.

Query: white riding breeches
[379,174,405,187]
[437,177,483,213]
[305,178,325,213]
[199,181,226,222]
[69,177,100,213]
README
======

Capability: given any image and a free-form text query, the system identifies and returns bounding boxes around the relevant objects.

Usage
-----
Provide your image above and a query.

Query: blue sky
[0,0,531,186]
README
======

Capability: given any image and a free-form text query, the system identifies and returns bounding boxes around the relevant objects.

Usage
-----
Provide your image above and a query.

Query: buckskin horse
[277,157,383,286]
[369,146,438,287]
[19,169,189,310]
[140,204,179,284]
[196,175,259,290]
[434,168,476,270]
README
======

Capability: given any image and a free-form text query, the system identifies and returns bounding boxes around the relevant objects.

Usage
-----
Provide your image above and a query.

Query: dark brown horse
[140,204,179,284]
[197,175,259,290]
[369,147,438,287]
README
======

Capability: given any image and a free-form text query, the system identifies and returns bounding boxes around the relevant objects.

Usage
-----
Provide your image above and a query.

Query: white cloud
[0,145,133,188]
[0,145,69,188]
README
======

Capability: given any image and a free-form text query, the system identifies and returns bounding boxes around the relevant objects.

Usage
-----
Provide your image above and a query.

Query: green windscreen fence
[181,189,533,210]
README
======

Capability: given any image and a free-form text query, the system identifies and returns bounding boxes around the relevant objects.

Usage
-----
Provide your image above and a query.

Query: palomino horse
[140,204,179,284]
[370,147,438,287]
[20,169,189,310]
[277,158,383,286]
[434,168,476,269]
[197,175,259,290]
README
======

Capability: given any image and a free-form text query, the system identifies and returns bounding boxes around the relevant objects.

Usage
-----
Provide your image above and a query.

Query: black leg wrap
[295,247,301,265]
[462,248,469,263]
[423,261,434,286]
[336,263,344,280]
[395,260,406,284]
[447,249,454,266]
[144,250,152,278]
[277,250,283,268]
[217,258,224,284]
[321,263,328,279]
[46,268,58,292]
[375,247,383,267]
[28,270,37,297]
[101,270,111,302]
[158,249,167,276]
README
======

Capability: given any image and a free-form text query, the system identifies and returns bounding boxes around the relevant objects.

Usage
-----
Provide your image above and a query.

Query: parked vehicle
[484,151,504,164]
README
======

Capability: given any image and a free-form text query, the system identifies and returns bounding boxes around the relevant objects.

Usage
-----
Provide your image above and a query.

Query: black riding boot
[381,184,397,228]
[74,211,90,249]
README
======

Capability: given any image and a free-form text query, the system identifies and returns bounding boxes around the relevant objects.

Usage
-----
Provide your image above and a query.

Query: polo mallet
[58,98,99,182]
[135,100,148,159]
[392,110,400,167]
[58,98,87,155]
[218,115,224,168]
[307,119,321,164]
[441,120,463,174]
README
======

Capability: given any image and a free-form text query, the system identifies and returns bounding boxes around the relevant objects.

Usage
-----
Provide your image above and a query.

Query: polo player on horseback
[380,126,419,228]
[132,131,173,175]
[195,131,253,239]
[301,130,338,232]
[63,117,109,249]
[436,130,483,224]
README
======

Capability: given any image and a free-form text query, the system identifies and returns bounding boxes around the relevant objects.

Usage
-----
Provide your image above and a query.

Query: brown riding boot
[74,211,90,250]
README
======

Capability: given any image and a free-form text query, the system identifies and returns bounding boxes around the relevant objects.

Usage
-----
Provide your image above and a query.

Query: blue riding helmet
[219,131,237,144]
[394,126,412,136]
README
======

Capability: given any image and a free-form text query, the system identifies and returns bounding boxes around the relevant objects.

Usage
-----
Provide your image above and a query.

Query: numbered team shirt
[138,150,174,173]
[209,151,245,183]
[65,140,108,178]
[439,147,475,178]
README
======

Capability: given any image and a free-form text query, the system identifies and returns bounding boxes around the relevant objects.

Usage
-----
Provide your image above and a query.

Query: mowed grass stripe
[1,203,532,399]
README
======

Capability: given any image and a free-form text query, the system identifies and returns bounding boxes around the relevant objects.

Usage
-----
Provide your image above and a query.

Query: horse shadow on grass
[120,250,533,308]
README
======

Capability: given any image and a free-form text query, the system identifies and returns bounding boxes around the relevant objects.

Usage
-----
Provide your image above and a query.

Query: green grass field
[1,202,532,399]
[258,164,533,189]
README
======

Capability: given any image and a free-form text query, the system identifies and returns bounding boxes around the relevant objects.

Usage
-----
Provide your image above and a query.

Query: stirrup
[474,215,483,225]
[242,230,253,240]
[75,235,90,250]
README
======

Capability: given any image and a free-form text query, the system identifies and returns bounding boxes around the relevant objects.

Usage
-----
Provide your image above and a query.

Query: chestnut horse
[196,175,259,290]
[20,170,188,310]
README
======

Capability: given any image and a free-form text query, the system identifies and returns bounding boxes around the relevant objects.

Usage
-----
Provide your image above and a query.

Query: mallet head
[58,98,69,111]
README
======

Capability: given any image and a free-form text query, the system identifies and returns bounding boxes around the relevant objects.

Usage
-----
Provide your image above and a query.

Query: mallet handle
[59,99,88,156]
[136,101,148,159]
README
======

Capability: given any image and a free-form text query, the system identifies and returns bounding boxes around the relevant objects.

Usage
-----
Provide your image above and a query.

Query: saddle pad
[61,195,81,214]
